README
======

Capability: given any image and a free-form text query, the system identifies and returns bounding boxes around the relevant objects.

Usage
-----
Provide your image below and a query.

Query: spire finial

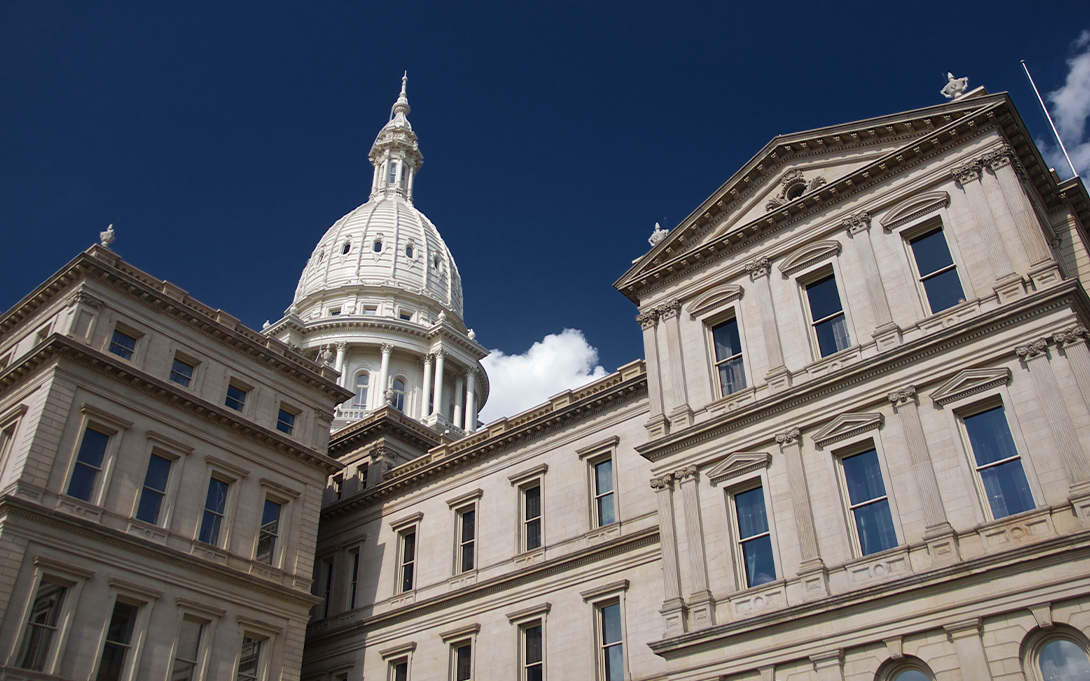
[391,72,410,119]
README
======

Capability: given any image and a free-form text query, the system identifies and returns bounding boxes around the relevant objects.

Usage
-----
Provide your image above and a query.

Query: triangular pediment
[929,368,1011,406]
[811,412,883,448]
[686,284,744,318]
[880,191,950,231]
[706,451,772,485]
[778,240,842,276]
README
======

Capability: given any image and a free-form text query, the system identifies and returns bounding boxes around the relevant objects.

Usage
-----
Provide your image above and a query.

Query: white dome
[292,196,463,318]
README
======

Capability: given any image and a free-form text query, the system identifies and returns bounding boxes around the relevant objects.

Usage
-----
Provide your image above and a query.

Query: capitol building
[2,75,1090,681]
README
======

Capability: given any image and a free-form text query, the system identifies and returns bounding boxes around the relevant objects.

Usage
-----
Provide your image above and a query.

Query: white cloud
[478,329,609,424]
[1038,30,1090,179]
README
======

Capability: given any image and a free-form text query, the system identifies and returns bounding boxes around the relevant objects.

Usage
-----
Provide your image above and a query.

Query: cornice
[637,280,1089,461]
[4,335,343,475]
[328,407,443,459]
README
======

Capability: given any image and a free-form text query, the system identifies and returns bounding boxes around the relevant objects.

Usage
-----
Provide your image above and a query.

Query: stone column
[453,375,465,429]
[431,349,446,417]
[661,301,693,429]
[675,465,715,628]
[811,650,844,681]
[378,344,393,404]
[464,370,478,432]
[1054,326,1090,409]
[638,310,668,437]
[1016,338,1090,510]
[776,428,827,597]
[334,341,348,387]
[944,619,993,680]
[984,146,1054,267]
[747,258,791,392]
[953,162,1024,302]
[844,211,901,349]
[651,474,686,636]
[421,354,434,417]
[888,385,960,566]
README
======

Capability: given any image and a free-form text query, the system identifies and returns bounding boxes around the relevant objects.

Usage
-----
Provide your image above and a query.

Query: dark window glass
[524,623,543,681]
[68,427,110,501]
[374,240,383,253]
[405,244,414,259]
[600,602,624,681]
[455,642,472,681]
[400,530,416,592]
[459,509,476,572]
[391,379,406,411]
[16,580,67,670]
[350,550,360,609]
[805,274,850,357]
[171,618,203,681]
[108,330,137,360]
[198,478,229,545]
[391,659,408,681]
[255,499,282,564]
[734,486,776,587]
[355,374,369,407]
[135,454,171,524]
[225,385,247,411]
[96,601,139,681]
[594,459,615,526]
[170,358,194,387]
[964,406,1034,518]
[322,560,334,618]
[276,409,295,435]
[910,227,964,313]
[712,318,746,396]
[342,242,351,254]
[524,484,542,551]
[841,449,898,555]
[1039,639,1090,679]
[235,637,261,681]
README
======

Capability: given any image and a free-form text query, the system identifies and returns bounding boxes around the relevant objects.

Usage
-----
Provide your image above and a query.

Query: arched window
[391,378,406,412]
[342,242,351,255]
[405,243,414,259]
[876,656,935,681]
[388,162,398,184]
[1023,626,1090,681]
[354,374,369,408]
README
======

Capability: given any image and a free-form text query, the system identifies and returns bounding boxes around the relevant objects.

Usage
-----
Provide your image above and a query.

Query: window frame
[62,405,131,506]
[132,448,179,527]
[726,480,779,589]
[390,375,408,412]
[93,582,159,681]
[196,459,246,549]
[1021,625,1090,681]
[0,404,28,480]
[354,372,371,409]
[832,439,902,558]
[391,513,423,594]
[798,265,854,360]
[440,624,479,681]
[579,437,621,531]
[875,655,937,681]
[707,311,749,398]
[379,642,416,681]
[275,403,299,437]
[169,603,222,681]
[954,398,1040,521]
[507,602,550,681]
[224,379,251,413]
[168,352,199,389]
[581,582,629,681]
[107,324,142,362]
[509,464,549,554]
[903,221,967,315]
[885,205,975,319]
[13,556,93,674]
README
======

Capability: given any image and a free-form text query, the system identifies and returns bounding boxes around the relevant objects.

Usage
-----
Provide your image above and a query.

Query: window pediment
[811,412,883,448]
[880,191,950,231]
[777,240,842,276]
[686,285,744,319]
[707,451,771,485]
[929,367,1011,406]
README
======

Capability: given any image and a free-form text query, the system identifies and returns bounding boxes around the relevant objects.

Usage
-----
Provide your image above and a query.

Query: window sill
[126,518,169,545]
[728,579,787,619]
[842,545,911,588]
[56,495,104,523]
[801,345,862,381]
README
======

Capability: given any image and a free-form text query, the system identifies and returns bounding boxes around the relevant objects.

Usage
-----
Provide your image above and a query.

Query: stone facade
[0,246,351,679]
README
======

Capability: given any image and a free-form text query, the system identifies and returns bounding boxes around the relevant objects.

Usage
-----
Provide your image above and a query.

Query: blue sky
[2,2,1088,420]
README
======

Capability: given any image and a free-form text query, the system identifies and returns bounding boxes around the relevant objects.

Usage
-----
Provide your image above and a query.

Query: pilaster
[953,162,1025,303]
[661,301,693,429]
[638,310,668,438]
[747,258,791,393]
[421,354,434,417]
[675,465,715,628]
[775,428,827,597]
[844,211,901,350]
[944,618,993,680]
[431,349,446,417]
[651,474,686,636]
[810,650,844,681]
[334,341,348,387]
[983,146,1057,273]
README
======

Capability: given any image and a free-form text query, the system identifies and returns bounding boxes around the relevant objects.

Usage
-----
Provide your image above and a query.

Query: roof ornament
[649,222,669,247]
[941,73,969,100]
[99,223,115,247]
[391,71,410,120]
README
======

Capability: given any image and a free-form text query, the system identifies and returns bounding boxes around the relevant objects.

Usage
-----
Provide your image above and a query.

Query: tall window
[355,374,370,407]
[452,641,472,681]
[521,623,544,681]
[108,329,137,360]
[961,405,1035,519]
[96,600,139,681]
[456,507,476,573]
[389,658,409,681]
[908,225,964,313]
[171,618,204,681]
[349,549,360,609]
[388,162,398,184]
[276,408,296,435]
[236,636,263,681]
[398,529,416,592]
[16,579,68,670]
[224,384,247,412]
[322,560,335,618]
[732,486,776,587]
[391,378,406,411]
[198,477,230,545]
[523,483,542,551]
[67,426,111,502]
[255,499,282,565]
[804,273,850,357]
[840,449,898,555]
[597,601,624,681]
[170,357,195,387]
[135,453,171,524]
[712,317,746,396]
[592,458,616,527]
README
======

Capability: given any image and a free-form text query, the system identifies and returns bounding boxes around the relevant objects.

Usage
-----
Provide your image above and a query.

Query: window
[1038,639,1090,678]
[405,244,414,259]
[108,329,137,360]
[521,622,544,681]
[198,477,230,545]
[354,374,370,407]
[597,601,624,681]
[16,579,68,670]
[96,600,139,681]
[961,404,1035,519]
[332,473,344,501]
[400,311,413,321]
[391,378,406,411]
[224,384,247,412]
[348,548,360,609]
[67,426,111,501]
[389,658,409,681]
[135,453,172,524]
[456,506,476,573]
[236,636,263,681]
[388,162,398,184]
[359,463,369,490]
[398,528,416,592]
[255,499,282,565]
[523,483,542,551]
[908,225,965,313]
[169,357,195,387]
[171,618,204,681]
[374,239,383,253]
[276,408,296,435]
[877,657,936,681]
[592,458,616,527]
[364,305,379,315]
[452,641,472,681]
[329,307,341,316]
[342,241,351,255]
[839,448,898,555]
[322,559,335,617]
[804,272,850,357]
[711,317,746,396]
[731,485,776,587]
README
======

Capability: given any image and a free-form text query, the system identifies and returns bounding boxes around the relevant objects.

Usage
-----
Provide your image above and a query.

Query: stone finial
[649,222,669,247]
[318,345,335,365]
[262,320,271,330]
[468,329,476,340]
[99,224,116,247]
[941,73,969,100]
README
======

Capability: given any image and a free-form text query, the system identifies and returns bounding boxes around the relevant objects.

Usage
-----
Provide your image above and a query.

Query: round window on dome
[342,242,351,255]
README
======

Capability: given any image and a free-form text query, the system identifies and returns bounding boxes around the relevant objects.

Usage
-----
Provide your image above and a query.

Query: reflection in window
[962,405,1034,519]
[523,483,542,551]
[135,454,171,524]
[390,379,406,411]
[841,449,898,555]
[109,330,137,360]
[804,274,850,357]
[593,458,615,526]
[68,427,110,501]
[1039,639,1090,679]
[909,226,964,313]
[97,601,139,681]
[198,478,229,545]
[354,374,369,407]
[16,580,68,670]
[598,601,624,681]
[733,486,776,587]
[712,317,746,396]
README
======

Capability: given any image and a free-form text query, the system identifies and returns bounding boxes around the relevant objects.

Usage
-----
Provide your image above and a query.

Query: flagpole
[1022,60,1079,178]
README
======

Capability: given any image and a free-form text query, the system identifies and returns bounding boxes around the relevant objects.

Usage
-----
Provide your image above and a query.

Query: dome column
[465,370,478,432]
[432,349,446,417]
[334,342,348,387]
[378,344,393,404]
[453,374,465,427]
[421,354,434,417]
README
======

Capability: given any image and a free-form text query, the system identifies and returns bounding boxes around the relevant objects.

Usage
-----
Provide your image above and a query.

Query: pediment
[686,284,744,319]
[929,368,1011,406]
[777,240,842,276]
[811,412,883,448]
[707,451,771,485]
[880,191,950,231]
